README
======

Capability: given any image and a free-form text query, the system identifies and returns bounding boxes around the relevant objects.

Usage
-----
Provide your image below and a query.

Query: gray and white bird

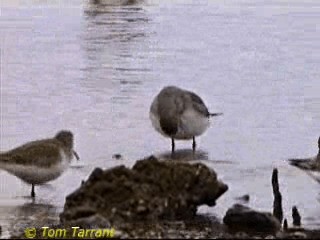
[288,137,320,183]
[0,130,80,198]
[149,86,223,153]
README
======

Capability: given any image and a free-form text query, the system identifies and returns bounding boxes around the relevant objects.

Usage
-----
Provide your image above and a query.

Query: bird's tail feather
[288,159,315,171]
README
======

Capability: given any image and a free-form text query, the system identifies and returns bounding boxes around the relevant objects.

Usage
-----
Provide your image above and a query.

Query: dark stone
[87,167,104,182]
[65,214,111,229]
[223,204,281,235]
[61,206,97,222]
[60,156,228,225]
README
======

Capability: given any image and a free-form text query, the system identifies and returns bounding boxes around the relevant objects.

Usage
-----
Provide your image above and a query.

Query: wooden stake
[272,168,283,223]
[292,206,301,227]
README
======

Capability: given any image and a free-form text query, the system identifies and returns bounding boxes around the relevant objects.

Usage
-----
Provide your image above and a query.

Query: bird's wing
[186,91,210,117]
[0,140,62,167]
[156,90,183,117]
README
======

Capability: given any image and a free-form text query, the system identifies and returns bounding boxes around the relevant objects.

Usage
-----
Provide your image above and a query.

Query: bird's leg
[192,136,196,152]
[73,150,80,161]
[171,138,175,154]
[31,184,35,198]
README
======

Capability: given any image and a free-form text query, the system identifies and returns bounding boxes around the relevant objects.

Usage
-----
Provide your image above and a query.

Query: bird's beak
[209,112,223,117]
[73,150,80,161]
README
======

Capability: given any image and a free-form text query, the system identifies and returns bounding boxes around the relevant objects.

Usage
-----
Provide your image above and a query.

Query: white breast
[0,150,71,185]
[175,108,210,140]
[149,108,210,140]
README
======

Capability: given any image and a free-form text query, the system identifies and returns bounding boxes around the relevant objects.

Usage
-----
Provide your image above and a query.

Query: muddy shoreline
[8,155,320,239]
[9,216,320,239]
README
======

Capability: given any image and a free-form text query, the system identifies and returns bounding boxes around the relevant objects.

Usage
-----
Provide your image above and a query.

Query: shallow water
[1,0,320,237]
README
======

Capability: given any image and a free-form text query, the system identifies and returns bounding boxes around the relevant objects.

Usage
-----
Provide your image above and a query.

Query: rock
[223,204,281,235]
[61,206,97,222]
[235,231,249,238]
[64,214,111,229]
[275,231,284,238]
[60,156,228,225]
[276,228,320,239]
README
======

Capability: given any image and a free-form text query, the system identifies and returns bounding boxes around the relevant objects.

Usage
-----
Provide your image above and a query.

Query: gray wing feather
[1,140,62,167]
[187,91,210,117]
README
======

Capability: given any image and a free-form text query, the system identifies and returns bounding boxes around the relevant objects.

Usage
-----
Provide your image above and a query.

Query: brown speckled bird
[0,130,79,198]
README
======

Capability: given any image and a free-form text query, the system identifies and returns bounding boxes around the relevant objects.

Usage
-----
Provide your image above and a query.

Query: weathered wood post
[272,168,283,224]
[292,206,301,227]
